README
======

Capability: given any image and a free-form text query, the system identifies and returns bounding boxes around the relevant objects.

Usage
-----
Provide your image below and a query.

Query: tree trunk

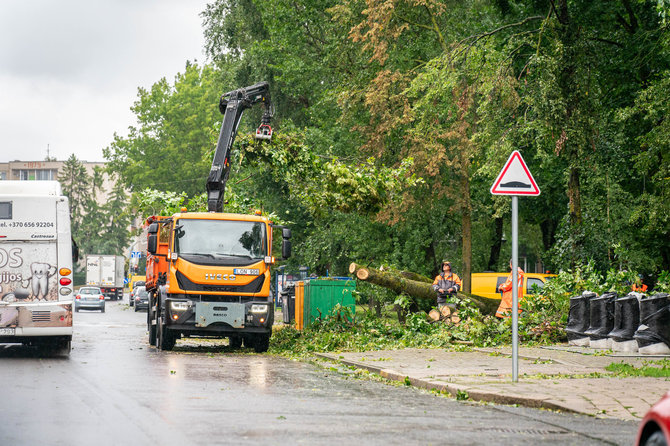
[567,166,582,226]
[397,270,433,283]
[351,263,436,300]
[395,305,407,324]
[349,263,499,315]
[487,217,503,271]
[539,218,557,252]
[368,296,382,318]
[461,177,472,294]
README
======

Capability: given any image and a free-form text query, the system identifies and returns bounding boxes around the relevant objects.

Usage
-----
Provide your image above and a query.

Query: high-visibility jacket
[632,283,648,293]
[432,272,462,304]
[496,267,524,318]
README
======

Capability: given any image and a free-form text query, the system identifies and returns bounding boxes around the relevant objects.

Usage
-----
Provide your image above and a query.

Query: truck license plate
[0,328,15,336]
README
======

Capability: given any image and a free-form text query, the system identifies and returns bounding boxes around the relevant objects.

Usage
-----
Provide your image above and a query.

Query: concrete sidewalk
[316,345,670,421]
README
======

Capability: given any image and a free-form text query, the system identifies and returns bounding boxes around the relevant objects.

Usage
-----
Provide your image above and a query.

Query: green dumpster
[303,279,356,326]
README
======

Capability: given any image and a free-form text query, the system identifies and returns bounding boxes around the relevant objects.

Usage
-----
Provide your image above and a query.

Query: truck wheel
[148,305,157,346]
[157,315,176,351]
[148,323,157,346]
[229,335,242,349]
[253,333,270,353]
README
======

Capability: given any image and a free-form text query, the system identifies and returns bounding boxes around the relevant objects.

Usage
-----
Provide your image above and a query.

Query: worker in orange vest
[496,259,524,318]
[432,260,462,308]
[632,280,648,293]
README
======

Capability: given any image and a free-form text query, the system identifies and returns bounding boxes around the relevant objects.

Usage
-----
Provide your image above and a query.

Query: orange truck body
[144,211,279,351]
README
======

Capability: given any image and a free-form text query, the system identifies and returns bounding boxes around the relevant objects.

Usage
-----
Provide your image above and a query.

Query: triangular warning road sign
[490,151,540,196]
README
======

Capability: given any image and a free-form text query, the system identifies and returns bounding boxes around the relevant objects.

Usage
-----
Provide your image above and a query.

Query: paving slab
[316,346,670,421]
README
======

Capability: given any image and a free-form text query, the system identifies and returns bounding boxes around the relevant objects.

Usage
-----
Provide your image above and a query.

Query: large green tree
[59,156,131,259]
[107,0,670,283]
[58,154,91,237]
[104,63,225,197]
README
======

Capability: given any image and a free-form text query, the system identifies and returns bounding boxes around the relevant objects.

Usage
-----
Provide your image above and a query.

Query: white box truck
[86,254,124,300]
[0,181,74,354]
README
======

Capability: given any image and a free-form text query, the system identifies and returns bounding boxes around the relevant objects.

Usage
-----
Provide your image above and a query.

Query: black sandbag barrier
[584,292,616,349]
[635,293,670,355]
[566,291,595,346]
[608,292,642,352]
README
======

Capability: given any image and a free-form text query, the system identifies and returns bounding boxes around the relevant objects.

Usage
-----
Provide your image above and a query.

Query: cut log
[439,306,452,318]
[356,268,369,281]
[349,262,499,315]
[450,315,461,324]
[428,309,441,322]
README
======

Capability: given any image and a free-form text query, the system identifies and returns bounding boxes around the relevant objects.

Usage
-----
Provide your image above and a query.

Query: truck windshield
[174,219,266,266]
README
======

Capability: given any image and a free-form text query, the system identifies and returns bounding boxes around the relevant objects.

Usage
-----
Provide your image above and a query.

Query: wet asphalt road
[0,296,639,445]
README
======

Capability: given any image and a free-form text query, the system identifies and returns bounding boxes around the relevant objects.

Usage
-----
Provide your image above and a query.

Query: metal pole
[511,195,519,382]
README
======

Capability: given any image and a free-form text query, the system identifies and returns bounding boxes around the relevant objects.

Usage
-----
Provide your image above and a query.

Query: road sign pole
[511,195,519,382]
[490,150,539,382]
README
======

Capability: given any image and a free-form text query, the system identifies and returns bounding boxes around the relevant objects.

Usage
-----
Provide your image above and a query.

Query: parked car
[636,391,670,446]
[133,286,149,312]
[74,287,105,313]
[129,280,145,307]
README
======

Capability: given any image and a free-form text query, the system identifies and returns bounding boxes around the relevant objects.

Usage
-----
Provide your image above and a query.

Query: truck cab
[145,211,291,352]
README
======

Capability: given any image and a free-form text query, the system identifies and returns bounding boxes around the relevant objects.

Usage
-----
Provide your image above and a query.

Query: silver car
[133,286,149,312]
[74,287,105,313]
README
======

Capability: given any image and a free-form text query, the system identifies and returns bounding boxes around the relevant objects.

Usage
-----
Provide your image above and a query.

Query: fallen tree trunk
[380,266,432,284]
[349,262,499,315]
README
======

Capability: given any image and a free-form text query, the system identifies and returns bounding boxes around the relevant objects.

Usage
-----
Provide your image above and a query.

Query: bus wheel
[56,338,72,356]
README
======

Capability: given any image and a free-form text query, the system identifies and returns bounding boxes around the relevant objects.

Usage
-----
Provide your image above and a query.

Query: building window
[0,172,6,180]
[17,169,57,180]
[36,169,56,180]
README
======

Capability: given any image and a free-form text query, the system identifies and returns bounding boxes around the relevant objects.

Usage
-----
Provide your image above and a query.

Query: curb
[314,353,579,415]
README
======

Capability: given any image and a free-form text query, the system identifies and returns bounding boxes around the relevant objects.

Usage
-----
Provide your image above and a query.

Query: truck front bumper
[163,298,273,335]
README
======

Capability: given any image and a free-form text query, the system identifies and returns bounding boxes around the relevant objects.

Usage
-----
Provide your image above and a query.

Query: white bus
[0,181,75,354]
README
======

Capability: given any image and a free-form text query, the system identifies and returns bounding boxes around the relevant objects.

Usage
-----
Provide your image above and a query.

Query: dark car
[133,286,149,312]
[129,280,146,307]
[74,287,105,313]
[637,391,670,446]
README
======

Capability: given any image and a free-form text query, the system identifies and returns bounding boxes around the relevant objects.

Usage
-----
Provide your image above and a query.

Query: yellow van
[128,275,146,293]
[470,272,556,300]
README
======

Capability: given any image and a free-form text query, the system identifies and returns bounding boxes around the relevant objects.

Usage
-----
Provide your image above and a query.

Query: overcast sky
[0,0,210,162]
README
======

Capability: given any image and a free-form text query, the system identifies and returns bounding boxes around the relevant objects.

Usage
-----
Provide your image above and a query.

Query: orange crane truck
[144,82,291,352]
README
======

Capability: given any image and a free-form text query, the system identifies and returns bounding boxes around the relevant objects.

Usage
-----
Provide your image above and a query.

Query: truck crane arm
[206,81,273,212]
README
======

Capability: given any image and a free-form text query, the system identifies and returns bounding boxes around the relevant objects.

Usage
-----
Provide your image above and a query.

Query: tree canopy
[104,0,670,288]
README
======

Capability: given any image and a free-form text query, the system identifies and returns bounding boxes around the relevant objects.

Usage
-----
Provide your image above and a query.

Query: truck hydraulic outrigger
[206,81,274,213]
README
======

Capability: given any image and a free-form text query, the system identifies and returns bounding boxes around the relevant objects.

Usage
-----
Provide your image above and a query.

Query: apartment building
[0,159,115,203]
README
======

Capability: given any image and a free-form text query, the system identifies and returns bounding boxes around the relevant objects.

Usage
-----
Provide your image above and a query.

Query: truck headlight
[171,301,189,311]
[250,304,268,314]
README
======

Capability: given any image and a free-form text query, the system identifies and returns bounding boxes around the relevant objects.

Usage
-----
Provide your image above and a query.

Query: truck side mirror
[148,223,159,234]
[282,240,291,260]
[282,228,291,239]
[147,234,157,255]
